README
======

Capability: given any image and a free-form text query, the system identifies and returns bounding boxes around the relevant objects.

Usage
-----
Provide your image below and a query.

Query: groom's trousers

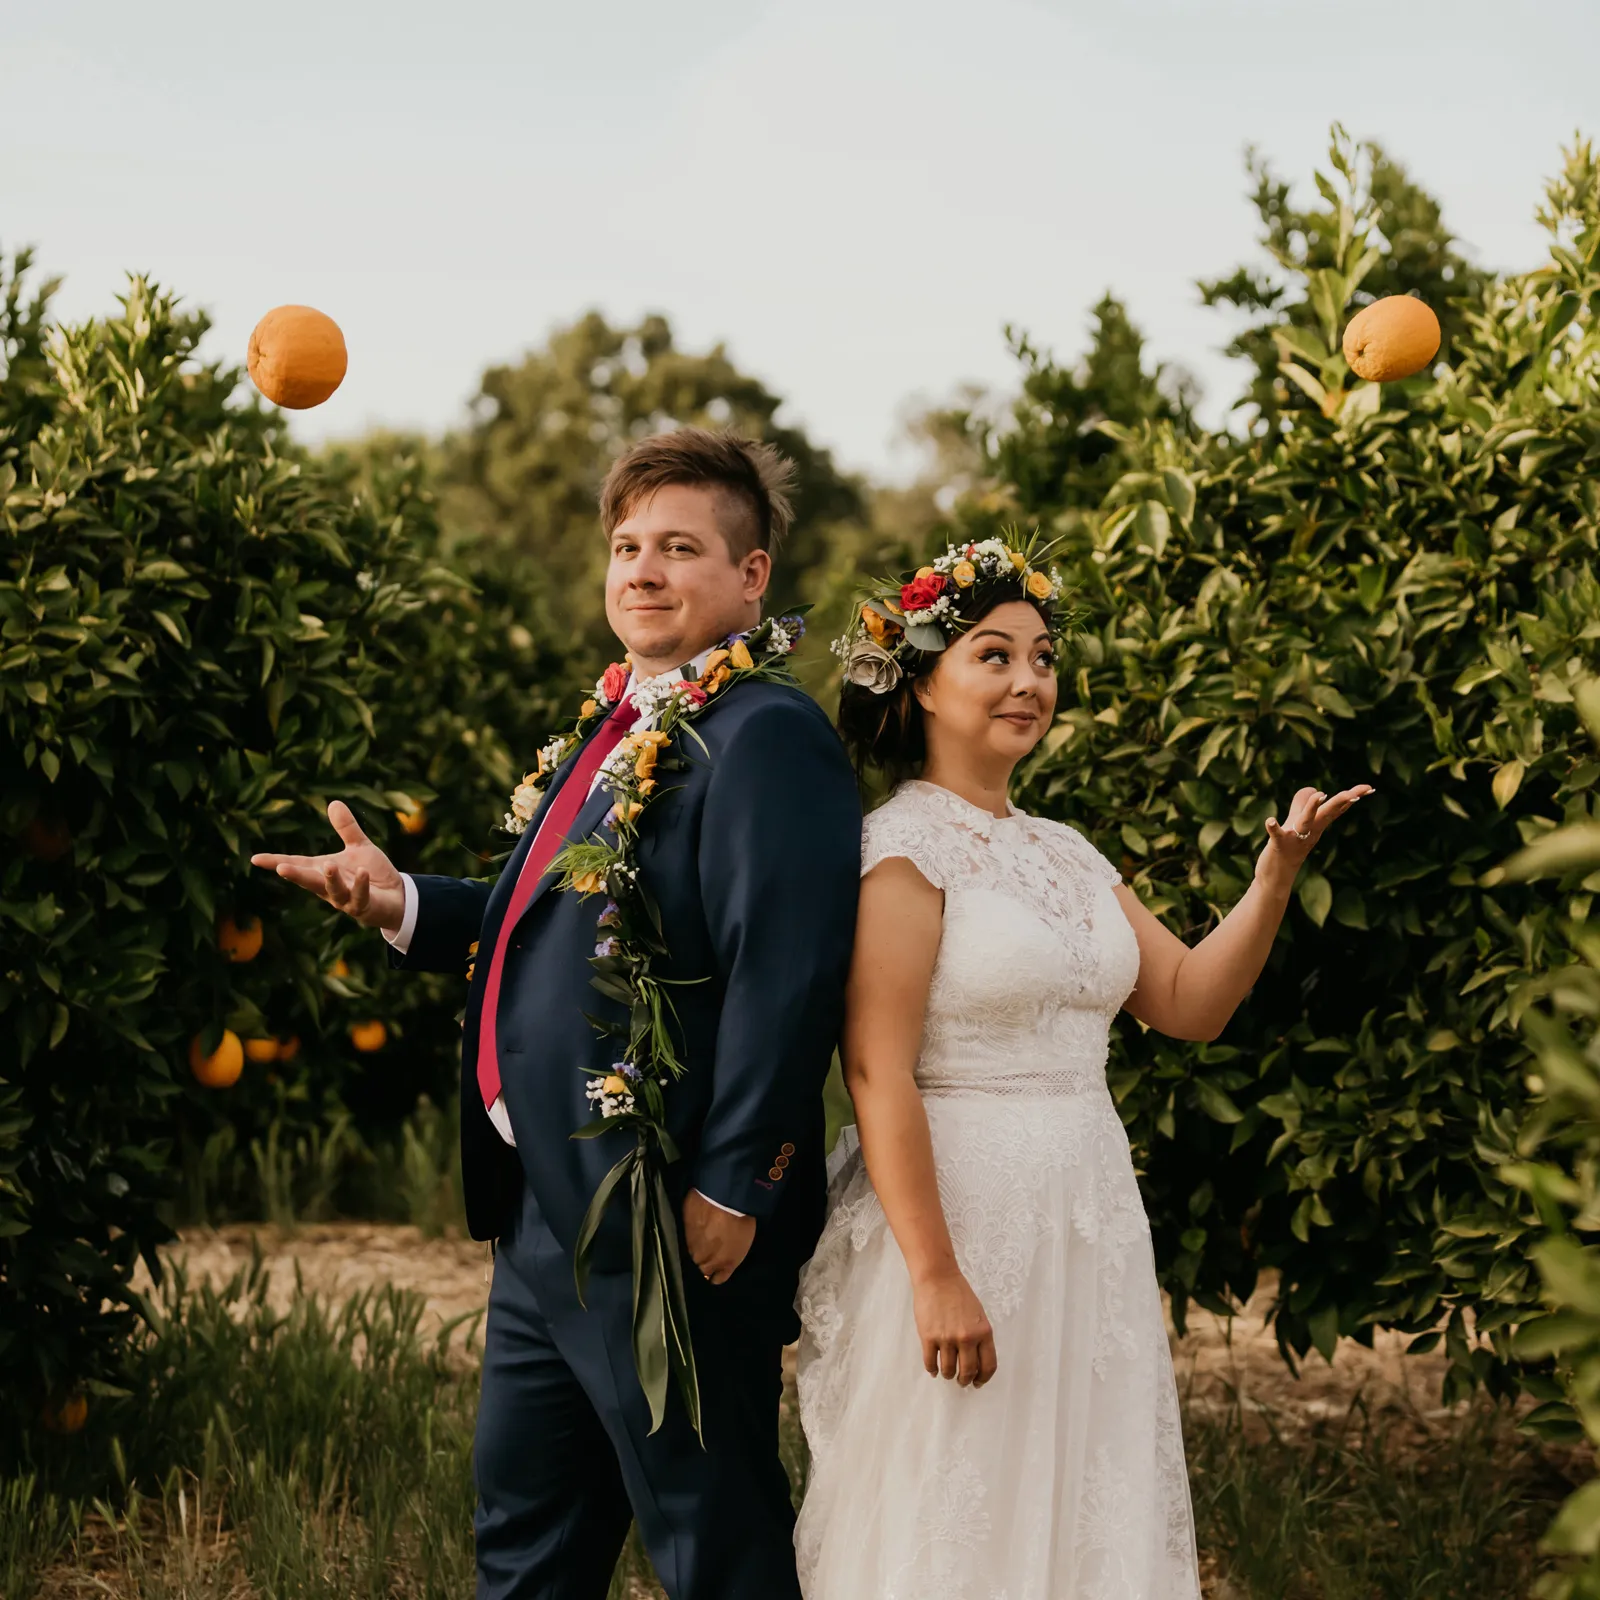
[474,1180,804,1600]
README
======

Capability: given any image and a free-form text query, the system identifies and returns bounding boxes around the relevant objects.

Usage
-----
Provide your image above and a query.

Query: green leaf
[1298,871,1332,928]
[1193,1079,1245,1124]
[1491,759,1525,810]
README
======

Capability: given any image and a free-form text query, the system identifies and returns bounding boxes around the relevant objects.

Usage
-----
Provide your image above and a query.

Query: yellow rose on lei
[729,638,755,670]
[573,870,606,896]
[1025,569,1053,601]
[952,560,976,587]
[1009,548,1028,572]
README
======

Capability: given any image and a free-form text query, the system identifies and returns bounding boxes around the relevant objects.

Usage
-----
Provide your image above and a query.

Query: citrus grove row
[7,124,1600,1586]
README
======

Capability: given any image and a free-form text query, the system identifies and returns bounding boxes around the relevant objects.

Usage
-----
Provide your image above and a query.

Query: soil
[146,1222,1457,1419]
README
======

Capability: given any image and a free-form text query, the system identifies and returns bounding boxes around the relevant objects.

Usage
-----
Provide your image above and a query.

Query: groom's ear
[739,546,772,602]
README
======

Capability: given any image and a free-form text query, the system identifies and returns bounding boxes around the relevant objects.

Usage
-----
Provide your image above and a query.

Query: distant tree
[919,293,1195,548]
[1198,127,1490,431]
[435,312,867,649]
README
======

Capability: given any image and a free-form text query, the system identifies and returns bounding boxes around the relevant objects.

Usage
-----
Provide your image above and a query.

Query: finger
[271,861,336,899]
[324,863,351,910]
[923,1338,939,1378]
[956,1338,980,1388]
[348,869,371,917]
[1290,788,1325,834]
[939,1339,959,1380]
[327,800,371,849]
[253,852,329,873]
[977,1333,998,1387]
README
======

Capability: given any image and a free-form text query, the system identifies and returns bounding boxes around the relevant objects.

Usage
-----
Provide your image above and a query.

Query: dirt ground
[147,1222,1461,1427]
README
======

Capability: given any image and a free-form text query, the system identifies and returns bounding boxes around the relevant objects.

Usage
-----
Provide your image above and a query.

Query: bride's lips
[996,710,1038,729]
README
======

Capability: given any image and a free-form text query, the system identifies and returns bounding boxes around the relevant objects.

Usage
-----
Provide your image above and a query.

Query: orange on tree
[243,1036,281,1064]
[24,816,72,862]
[247,305,348,410]
[42,1393,88,1434]
[278,1034,302,1062]
[1342,295,1441,382]
[349,1020,387,1053]
[190,1029,245,1088]
[217,913,263,962]
[396,803,428,835]
[330,956,351,978]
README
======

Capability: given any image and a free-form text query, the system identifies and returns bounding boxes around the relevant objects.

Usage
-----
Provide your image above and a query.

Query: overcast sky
[6,0,1596,480]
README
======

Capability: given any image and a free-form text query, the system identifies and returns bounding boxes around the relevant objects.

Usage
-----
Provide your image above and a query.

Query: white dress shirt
[383,647,745,1215]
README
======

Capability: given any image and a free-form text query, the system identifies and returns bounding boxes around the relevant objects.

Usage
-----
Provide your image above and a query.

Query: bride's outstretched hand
[1258,783,1374,884]
[912,1267,997,1389]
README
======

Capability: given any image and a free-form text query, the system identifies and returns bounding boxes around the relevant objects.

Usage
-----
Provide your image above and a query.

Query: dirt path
[149,1224,1458,1426]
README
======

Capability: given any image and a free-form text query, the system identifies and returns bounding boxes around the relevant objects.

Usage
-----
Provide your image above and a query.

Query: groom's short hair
[600,428,797,560]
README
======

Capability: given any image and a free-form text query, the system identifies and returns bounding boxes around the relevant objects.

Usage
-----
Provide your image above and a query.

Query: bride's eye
[979,648,1009,665]
[1036,650,1056,668]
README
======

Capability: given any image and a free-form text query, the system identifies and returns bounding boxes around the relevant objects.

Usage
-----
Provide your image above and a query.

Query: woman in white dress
[796,538,1369,1599]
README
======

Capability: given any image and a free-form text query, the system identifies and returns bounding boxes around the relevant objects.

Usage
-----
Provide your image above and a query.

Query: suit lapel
[498,672,771,943]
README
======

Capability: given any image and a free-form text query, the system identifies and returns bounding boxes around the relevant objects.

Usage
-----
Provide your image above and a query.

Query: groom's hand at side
[249,801,407,932]
[683,1190,756,1285]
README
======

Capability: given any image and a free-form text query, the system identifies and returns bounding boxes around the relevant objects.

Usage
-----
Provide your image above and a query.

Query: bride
[795,539,1369,1599]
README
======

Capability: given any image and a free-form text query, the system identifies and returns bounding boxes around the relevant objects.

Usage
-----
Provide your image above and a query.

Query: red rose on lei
[600,661,630,704]
[678,682,709,708]
[900,573,949,613]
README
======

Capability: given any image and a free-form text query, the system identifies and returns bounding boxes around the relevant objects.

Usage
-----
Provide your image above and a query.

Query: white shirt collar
[622,643,722,730]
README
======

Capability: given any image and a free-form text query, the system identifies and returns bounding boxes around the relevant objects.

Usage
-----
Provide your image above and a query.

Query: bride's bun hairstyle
[833,532,1071,784]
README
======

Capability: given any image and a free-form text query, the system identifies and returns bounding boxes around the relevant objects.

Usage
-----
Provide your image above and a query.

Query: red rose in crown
[900,573,949,613]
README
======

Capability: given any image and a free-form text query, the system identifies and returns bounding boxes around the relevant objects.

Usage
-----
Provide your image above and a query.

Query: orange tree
[950,134,1600,1395]
[0,255,570,1431]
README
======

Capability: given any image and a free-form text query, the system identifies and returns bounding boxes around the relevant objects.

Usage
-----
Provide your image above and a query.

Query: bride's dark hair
[837,592,1058,788]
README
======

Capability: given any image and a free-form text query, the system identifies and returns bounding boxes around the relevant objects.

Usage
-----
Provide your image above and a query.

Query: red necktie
[474,694,636,1110]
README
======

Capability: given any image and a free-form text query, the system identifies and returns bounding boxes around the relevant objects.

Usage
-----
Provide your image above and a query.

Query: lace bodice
[861,780,1140,1097]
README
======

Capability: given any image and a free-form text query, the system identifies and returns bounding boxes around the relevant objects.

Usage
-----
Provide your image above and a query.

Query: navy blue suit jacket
[391,678,862,1272]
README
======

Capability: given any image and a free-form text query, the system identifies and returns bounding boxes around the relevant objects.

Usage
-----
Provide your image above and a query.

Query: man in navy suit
[252,429,862,1598]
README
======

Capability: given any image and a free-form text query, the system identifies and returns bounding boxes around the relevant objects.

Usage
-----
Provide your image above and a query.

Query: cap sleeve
[861,801,948,892]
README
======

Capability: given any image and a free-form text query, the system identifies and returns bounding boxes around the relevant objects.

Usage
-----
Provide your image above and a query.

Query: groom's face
[604,483,771,672]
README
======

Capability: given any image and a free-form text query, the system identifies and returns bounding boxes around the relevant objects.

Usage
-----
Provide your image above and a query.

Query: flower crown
[830,534,1068,694]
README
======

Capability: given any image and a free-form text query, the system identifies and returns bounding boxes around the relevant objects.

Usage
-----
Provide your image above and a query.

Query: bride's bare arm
[1116,781,1372,1041]
[843,857,997,1388]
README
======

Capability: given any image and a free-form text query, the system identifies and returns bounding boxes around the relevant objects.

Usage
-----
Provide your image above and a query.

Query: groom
[252,428,862,1599]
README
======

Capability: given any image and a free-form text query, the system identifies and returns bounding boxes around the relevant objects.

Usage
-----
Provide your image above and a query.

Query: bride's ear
[912,672,936,715]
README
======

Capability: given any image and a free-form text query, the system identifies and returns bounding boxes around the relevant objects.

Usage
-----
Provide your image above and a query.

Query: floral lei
[496,610,806,1443]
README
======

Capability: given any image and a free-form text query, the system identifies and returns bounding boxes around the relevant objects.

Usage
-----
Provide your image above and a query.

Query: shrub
[0,260,567,1429]
[952,135,1600,1391]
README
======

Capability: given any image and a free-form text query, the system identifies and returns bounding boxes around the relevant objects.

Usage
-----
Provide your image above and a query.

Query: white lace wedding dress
[794,780,1200,1600]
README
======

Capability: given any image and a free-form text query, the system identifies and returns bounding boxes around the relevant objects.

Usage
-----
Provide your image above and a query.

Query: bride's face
[915,600,1058,769]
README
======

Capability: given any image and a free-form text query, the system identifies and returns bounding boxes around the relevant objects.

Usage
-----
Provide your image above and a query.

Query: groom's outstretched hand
[683,1191,756,1286]
[249,801,407,932]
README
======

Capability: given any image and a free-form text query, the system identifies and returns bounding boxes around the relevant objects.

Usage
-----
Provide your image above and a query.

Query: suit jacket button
[775,1155,790,1170]
[768,1166,784,1181]
[780,1142,796,1156]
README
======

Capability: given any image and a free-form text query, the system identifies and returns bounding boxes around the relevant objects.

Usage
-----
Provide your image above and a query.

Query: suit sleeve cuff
[693,1188,747,1219]
[381,874,419,954]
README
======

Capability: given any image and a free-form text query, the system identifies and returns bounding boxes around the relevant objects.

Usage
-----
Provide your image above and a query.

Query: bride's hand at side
[913,1266,997,1388]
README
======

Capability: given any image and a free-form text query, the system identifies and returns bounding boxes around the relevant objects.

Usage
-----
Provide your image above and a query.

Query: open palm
[250,800,406,930]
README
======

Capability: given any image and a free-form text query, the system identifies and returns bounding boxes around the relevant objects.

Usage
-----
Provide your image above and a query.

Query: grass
[1,1255,1580,1599]
[1185,1388,1569,1599]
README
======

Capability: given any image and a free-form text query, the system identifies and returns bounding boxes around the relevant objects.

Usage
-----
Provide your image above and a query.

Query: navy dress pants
[474,1182,804,1600]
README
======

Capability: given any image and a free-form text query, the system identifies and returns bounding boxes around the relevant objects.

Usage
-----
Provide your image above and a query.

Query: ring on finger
[1293,828,1310,841]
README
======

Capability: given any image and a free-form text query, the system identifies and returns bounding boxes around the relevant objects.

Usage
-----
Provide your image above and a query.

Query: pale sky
[6,0,1596,480]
